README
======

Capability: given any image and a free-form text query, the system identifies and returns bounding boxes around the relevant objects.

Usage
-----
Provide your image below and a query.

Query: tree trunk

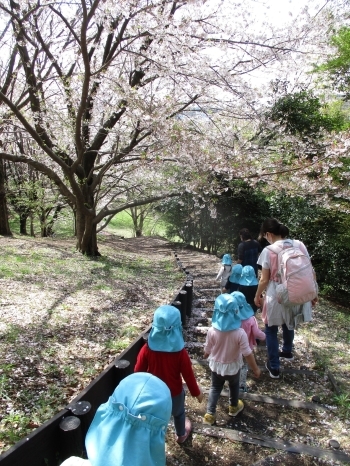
[40,211,47,237]
[130,206,147,237]
[76,205,100,256]
[0,159,12,236]
[19,213,28,235]
[73,210,77,236]
[30,214,35,236]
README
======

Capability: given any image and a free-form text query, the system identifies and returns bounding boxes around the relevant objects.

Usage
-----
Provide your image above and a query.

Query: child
[134,305,203,443]
[203,294,261,425]
[238,265,259,313]
[216,254,232,291]
[61,372,172,466]
[231,291,266,349]
[224,263,242,293]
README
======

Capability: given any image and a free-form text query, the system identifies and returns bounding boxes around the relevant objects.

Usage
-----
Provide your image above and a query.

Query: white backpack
[267,240,318,306]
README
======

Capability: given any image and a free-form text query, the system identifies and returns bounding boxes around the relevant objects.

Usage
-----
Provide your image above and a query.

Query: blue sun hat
[228,264,243,284]
[85,372,172,466]
[221,254,232,265]
[212,294,241,331]
[148,305,184,352]
[231,291,254,320]
[60,457,90,466]
[238,266,258,286]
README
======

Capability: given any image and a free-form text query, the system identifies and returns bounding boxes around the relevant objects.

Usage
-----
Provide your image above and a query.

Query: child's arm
[196,386,204,403]
[215,265,224,280]
[239,329,261,378]
[244,353,261,378]
[180,350,203,402]
[251,317,266,341]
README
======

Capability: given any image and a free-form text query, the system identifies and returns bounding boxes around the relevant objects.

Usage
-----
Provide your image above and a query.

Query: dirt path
[165,246,350,466]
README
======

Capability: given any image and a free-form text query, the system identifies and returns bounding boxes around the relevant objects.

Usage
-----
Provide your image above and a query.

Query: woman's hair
[239,228,252,240]
[260,218,289,238]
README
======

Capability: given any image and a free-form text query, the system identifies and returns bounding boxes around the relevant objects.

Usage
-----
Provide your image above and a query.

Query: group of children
[61,254,265,466]
[216,253,259,312]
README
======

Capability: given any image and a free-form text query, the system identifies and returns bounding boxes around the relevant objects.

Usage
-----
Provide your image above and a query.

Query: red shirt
[134,344,200,398]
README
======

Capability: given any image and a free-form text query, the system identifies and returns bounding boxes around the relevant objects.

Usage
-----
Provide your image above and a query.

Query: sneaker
[176,417,192,444]
[279,351,294,361]
[203,413,216,425]
[229,400,244,416]
[265,361,280,379]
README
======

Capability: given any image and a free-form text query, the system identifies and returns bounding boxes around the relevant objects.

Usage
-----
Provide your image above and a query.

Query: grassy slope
[0,233,184,452]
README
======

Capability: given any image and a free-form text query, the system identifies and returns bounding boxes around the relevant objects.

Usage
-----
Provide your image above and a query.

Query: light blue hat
[221,254,232,265]
[85,372,172,466]
[228,264,243,283]
[148,305,184,352]
[212,294,241,331]
[238,266,258,286]
[231,291,254,320]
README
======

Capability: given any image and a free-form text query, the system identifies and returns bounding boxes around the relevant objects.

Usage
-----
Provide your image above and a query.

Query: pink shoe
[175,417,192,444]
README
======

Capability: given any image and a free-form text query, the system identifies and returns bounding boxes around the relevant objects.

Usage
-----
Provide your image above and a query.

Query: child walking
[135,305,203,443]
[203,294,261,425]
[216,254,232,291]
[61,372,172,466]
[231,291,266,349]
[238,265,259,313]
[86,373,171,466]
[225,263,242,293]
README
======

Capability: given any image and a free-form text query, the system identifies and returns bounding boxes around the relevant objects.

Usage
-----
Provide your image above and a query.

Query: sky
[253,0,327,25]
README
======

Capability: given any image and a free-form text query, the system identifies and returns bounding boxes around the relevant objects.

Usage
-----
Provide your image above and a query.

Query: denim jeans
[206,370,240,415]
[265,323,294,370]
[172,389,186,436]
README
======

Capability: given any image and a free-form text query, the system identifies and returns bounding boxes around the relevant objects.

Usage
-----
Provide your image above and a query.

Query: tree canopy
[0,0,349,253]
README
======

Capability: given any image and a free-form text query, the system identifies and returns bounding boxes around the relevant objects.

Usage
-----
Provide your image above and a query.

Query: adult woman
[254,218,316,379]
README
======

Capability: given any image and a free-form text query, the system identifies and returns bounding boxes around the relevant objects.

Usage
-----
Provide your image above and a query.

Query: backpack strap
[266,240,294,282]
[265,245,280,282]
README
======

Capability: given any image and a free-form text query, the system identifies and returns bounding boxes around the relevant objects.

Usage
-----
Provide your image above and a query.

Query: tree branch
[94,192,180,224]
[0,151,75,204]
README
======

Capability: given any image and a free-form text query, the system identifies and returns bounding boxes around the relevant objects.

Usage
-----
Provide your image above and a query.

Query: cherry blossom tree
[0,0,345,254]
[0,158,11,235]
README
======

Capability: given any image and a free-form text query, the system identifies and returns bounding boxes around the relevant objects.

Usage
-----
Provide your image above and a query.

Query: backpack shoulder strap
[266,243,281,254]
[265,244,282,282]
[266,240,292,281]
[267,240,294,253]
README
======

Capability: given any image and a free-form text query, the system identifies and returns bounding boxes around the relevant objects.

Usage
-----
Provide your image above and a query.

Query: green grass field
[8,208,169,239]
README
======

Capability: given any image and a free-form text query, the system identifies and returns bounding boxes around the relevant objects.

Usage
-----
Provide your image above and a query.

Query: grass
[108,210,168,238]
[0,412,32,446]
[8,209,169,239]
[298,298,350,415]
[0,234,185,453]
[332,393,350,418]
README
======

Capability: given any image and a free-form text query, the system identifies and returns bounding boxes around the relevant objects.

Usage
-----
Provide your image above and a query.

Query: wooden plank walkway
[191,422,350,463]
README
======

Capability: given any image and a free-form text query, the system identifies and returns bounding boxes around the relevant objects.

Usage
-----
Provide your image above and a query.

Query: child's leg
[206,371,225,415]
[172,389,186,436]
[226,370,241,406]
